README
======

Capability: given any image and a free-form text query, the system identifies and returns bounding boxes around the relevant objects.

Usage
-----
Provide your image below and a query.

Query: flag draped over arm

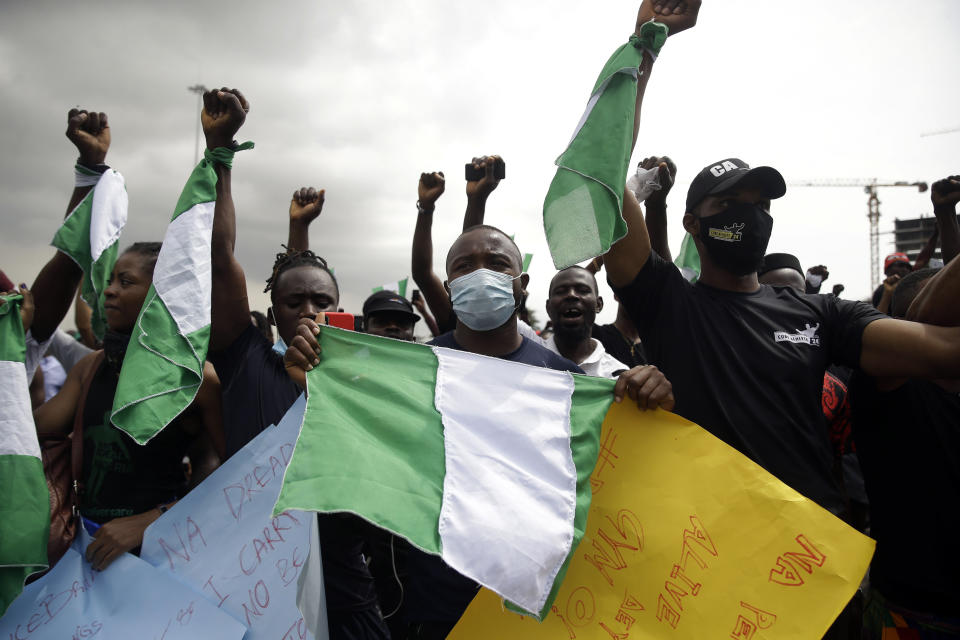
[50,165,128,339]
[0,294,50,615]
[110,144,251,444]
[274,326,614,619]
[543,22,668,269]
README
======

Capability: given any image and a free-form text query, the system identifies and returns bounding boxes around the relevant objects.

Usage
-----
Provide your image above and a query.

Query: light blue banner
[141,394,326,640]
[0,528,246,640]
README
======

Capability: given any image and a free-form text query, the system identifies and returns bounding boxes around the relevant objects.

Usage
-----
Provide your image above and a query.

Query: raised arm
[206,88,252,352]
[287,186,325,252]
[912,227,939,270]
[606,0,700,286]
[411,171,455,332]
[30,109,111,342]
[637,155,677,261]
[931,175,960,264]
[463,155,503,230]
[860,254,960,379]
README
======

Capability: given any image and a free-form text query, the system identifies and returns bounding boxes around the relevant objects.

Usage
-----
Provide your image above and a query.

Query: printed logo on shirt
[774,323,821,346]
[707,222,745,242]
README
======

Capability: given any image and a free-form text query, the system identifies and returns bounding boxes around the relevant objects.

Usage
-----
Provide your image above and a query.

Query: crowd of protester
[3,0,960,638]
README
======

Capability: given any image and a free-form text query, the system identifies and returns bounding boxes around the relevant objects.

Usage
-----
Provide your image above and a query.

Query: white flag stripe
[152,202,215,336]
[0,361,40,458]
[433,347,577,614]
[89,169,128,261]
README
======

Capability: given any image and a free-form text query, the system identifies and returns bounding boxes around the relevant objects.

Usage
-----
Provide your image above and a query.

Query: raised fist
[418,171,446,208]
[636,0,701,37]
[639,155,676,206]
[67,109,111,166]
[201,87,249,150]
[290,187,325,224]
[931,175,960,209]
[466,155,503,200]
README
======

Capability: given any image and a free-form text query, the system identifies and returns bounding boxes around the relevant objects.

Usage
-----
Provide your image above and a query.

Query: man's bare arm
[206,88,253,353]
[931,175,960,264]
[31,109,111,342]
[607,0,700,287]
[463,155,502,230]
[638,155,677,261]
[411,171,454,332]
[287,187,324,251]
[905,232,960,326]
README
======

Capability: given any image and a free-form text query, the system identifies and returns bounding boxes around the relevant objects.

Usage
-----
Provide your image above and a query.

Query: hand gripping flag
[51,164,128,339]
[274,326,615,619]
[111,144,252,444]
[0,294,50,615]
[543,22,668,269]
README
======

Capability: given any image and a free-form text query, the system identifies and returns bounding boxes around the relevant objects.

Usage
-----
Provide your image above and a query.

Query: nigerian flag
[372,277,408,298]
[275,326,613,618]
[111,145,250,444]
[51,165,128,339]
[675,232,701,282]
[543,23,668,269]
[0,294,50,616]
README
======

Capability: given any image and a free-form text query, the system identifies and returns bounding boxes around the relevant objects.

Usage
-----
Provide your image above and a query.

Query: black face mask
[697,202,773,276]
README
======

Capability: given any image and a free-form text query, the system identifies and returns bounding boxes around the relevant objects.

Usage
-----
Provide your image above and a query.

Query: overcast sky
[2,0,958,334]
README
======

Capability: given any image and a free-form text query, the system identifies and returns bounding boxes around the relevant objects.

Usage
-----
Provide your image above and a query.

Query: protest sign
[0,529,245,640]
[141,395,326,640]
[451,402,875,639]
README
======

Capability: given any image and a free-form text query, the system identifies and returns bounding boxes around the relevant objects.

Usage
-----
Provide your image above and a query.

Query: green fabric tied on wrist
[630,20,669,58]
[203,141,254,169]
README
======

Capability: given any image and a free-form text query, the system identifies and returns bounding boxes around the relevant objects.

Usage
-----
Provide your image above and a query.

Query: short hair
[122,242,162,276]
[890,267,940,319]
[264,245,339,301]
[448,225,523,270]
[549,265,598,295]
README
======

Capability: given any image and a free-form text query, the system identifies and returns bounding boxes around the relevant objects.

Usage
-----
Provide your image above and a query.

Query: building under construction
[893,214,960,263]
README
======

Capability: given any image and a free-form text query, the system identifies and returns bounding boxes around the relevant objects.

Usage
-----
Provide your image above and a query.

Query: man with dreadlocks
[203,88,389,639]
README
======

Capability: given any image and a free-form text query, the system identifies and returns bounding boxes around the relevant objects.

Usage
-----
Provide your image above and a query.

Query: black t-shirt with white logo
[611,252,885,512]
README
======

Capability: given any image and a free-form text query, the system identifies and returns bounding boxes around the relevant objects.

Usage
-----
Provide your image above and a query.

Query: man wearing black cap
[603,156,960,524]
[362,290,420,342]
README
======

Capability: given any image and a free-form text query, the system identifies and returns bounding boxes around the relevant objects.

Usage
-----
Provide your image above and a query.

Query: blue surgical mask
[449,268,520,331]
[272,336,287,356]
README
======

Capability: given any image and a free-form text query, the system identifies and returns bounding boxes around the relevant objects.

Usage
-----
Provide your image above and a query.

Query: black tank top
[78,358,192,523]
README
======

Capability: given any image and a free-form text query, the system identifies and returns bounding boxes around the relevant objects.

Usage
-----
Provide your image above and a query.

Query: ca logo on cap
[709,160,741,177]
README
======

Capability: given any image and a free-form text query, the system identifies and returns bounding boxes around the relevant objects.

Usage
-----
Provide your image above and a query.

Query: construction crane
[788,179,928,290]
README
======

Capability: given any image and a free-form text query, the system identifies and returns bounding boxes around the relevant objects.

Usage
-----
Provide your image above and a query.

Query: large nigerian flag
[51,164,128,339]
[275,326,614,618]
[111,145,250,444]
[0,294,50,616]
[543,23,668,269]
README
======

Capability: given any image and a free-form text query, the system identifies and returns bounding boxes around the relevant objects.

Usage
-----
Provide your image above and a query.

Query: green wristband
[630,20,669,58]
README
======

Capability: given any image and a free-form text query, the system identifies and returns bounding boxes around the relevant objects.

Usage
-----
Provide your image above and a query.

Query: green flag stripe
[276,327,446,555]
[0,296,26,362]
[172,158,219,219]
[0,454,50,616]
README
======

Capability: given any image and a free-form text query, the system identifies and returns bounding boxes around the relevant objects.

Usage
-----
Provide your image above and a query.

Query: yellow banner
[450,403,874,639]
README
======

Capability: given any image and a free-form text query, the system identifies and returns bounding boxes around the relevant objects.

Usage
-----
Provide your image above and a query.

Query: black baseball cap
[759,253,803,277]
[685,158,786,213]
[362,290,420,322]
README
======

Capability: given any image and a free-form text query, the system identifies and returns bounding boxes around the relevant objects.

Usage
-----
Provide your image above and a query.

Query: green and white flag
[522,252,534,272]
[0,294,50,616]
[111,145,251,444]
[675,232,701,282]
[372,277,408,298]
[51,165,128,339]
[275,327,613,618]
[542,23,668,269]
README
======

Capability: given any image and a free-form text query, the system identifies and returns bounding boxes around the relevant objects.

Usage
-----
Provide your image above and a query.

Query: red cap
[884,252,910,272]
